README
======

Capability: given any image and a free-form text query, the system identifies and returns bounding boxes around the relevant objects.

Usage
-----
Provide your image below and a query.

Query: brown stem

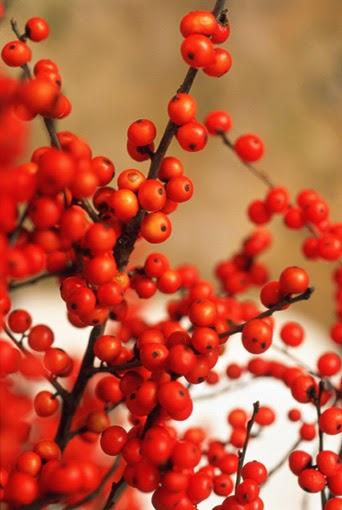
[113,0,228,271]
[193,378,255,401]
[101,477,127,510]
[235,401,260,488]
[9,205,28,245]
[55,323,105,450]
[89,358,141,376]
[219,287,314,339]
[271,344,316,374]
[9,272,61,291]
[79,199,100,222]
[315,381,327,509]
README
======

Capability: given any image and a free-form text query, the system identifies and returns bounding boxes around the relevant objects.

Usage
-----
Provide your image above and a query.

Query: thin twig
[271,344,315,374]
[193,378,254,401]
[315,381,327,509]
[235,401,260,488]
[90,358,141,376]
[9,272,60,291]
[219,287,314,339]
[55,323,105,450]
[101,477,127,510]
[79,199,100,222]
[9,205,28,245]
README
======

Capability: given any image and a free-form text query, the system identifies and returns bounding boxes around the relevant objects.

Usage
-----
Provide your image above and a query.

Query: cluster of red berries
[204,107,342,352]
[1,18,71,120]
[247,187,342,263]
[289,449,341,501]
[180,10,232,75]
[215,228,271,296]
[0,4,341,510]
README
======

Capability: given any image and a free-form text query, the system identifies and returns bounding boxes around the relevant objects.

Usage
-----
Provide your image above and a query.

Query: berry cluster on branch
[0,1,341,510]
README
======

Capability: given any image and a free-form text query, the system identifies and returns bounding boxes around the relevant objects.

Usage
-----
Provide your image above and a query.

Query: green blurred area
[2,0,342,326]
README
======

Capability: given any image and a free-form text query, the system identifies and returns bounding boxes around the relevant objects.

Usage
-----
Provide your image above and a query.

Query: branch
[9,205,28,245]
[219,287,314,339]
[55,323,105,450]
[235,401,260,488]
[9,272,61,291]
[78,199,100,222]
[193,378,255,401]
[315,381,327,509]
[272,344,315,373]
[113,0,228,271]
[101,477,126,510]
[89,358,141,376]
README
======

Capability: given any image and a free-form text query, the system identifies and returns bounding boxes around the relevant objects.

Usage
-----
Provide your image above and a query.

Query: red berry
[298,468,326,493]
[168,93,197,125]
[280,321,305,347]
[317,451,339,477]
[181,34,215,68]
[25,17,50,42]
[279,266,309,295]
[34,390,59,417]
[204,48,232,77]
[234,134,264,162]
[2,41,32,67]
[248,200,272,225]
[288,450,312,475]
[265,187,289,213]
[94,335,121,363]
[8,309,32,333]
[241,461,268,485]
[176,120,208,152]
[138,179,166,212]
[166,175,194,203]
[317,352,341,377]
[28,324,54,352]
[236,479,260,504]
[241,319,272,354]
[100,426,127,455]
[319,407,342,435]
[180,11,217,38]
[127,119,156,146]
[205,110,233,135]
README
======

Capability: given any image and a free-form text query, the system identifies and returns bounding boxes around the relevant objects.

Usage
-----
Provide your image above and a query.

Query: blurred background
[2,0,342,326]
